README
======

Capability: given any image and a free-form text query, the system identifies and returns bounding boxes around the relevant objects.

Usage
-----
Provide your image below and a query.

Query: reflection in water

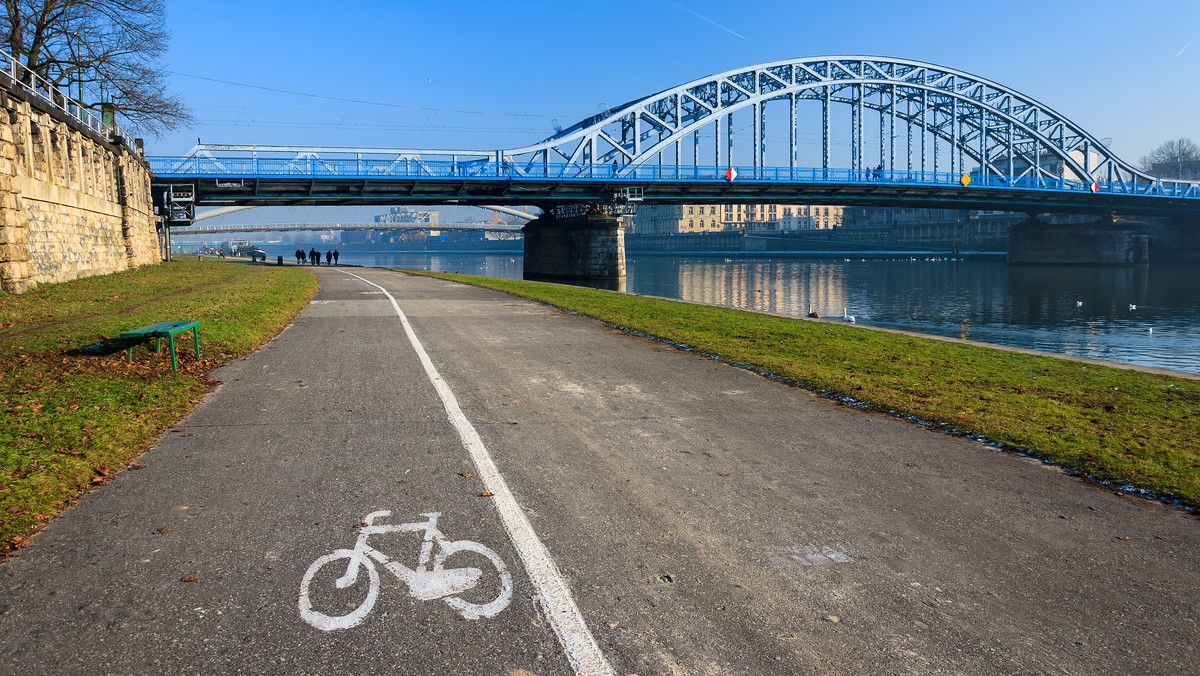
[628,257,1200,376]
[257,245,1200,375]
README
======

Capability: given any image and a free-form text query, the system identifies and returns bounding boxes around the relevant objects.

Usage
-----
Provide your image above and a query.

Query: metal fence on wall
[0,47,130,146]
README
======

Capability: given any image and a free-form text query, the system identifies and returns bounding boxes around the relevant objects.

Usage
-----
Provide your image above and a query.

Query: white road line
[341,271,614,676]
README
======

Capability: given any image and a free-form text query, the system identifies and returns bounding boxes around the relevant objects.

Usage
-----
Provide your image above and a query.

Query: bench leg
[168,335,178,372]
[193,327,201,358]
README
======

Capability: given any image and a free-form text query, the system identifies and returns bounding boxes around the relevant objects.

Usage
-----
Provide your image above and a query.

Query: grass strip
[408,270,1200,507]
[0,258,317,552]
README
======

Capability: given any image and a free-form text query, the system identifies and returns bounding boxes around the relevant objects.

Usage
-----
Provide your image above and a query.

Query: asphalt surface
[1,267,1197,675]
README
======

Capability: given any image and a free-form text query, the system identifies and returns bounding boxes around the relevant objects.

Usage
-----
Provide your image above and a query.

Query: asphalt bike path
[0,269,574,674]
[1,268,1197,674]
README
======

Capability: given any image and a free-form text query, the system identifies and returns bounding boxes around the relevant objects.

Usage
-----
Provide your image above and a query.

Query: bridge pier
[1008,215,1148,265]
[1152,216,1200,263]
[522,213,626,289]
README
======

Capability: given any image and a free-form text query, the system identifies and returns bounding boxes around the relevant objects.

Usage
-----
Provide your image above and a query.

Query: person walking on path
[332,249,339,265]
[309,248,319,265]
[295,249,305,265]
[325,250,333,265]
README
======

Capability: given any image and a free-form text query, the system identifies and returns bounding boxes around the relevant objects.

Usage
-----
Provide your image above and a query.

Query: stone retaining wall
[0,78,158,293]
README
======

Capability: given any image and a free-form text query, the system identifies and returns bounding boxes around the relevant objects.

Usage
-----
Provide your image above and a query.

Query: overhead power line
[169,70,565,118]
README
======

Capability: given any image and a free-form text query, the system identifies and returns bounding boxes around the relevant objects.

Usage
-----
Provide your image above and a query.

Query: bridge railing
[147,156,1200,200]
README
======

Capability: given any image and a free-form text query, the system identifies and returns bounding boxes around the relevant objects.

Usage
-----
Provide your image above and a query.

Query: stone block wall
[0,78,159,293]
[1008,217,1149,265]
[523,214,626,282]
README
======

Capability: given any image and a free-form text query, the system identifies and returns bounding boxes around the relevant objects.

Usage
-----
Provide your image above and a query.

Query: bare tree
[0,0,191,137]
[1138,137,1199,177]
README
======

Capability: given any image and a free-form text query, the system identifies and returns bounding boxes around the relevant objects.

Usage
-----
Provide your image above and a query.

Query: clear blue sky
[154,0,1198,166]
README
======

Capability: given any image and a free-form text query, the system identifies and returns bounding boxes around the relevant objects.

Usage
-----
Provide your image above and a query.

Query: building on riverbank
[633,203,843,234]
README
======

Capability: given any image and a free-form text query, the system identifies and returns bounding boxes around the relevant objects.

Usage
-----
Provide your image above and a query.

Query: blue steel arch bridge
[150,55,1200,222]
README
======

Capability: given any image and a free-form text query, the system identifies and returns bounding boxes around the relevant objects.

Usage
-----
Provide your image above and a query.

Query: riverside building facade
[633,203,844,234]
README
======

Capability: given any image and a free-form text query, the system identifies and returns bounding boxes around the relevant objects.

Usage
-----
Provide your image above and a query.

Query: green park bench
[120,320,202,372]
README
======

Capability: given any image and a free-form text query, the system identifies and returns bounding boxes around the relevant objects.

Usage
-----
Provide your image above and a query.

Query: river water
[255,246,1200,376]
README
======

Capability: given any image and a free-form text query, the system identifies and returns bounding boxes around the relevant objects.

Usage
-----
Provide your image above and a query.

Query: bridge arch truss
[502,56,1164,190]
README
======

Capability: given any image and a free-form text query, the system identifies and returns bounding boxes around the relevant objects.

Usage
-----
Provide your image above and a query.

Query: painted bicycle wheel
[436,540,513,619]
[298,549,380,631]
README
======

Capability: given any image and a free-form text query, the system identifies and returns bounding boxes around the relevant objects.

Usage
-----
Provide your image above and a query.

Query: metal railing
[0,47,128,144]
[146,155,1200,201]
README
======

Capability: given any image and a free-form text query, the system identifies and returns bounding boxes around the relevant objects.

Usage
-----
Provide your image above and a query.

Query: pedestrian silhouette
[332,249,340,265]
[325,250,332,265]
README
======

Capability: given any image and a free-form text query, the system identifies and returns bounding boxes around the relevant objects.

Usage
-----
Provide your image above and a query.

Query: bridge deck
[149,157,1200,217]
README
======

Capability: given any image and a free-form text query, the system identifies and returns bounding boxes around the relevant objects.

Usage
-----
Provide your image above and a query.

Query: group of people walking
[296,248,339,266]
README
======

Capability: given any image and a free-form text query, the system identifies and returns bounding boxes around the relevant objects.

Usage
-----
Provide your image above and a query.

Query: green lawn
[409,271,1200,507]
[0,258,317,552]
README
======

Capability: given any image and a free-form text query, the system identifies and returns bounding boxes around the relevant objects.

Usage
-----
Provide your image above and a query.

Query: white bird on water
[842,307,856,323]
[1129,304,1137,310]
[1076,300,1083,307]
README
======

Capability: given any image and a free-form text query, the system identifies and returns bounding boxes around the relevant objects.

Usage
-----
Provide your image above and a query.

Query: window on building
[688,206,694,214]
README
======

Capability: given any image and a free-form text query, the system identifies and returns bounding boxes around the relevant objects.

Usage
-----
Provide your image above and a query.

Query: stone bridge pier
[522,212,626,290]
[1153,215,1200,263]
[1008,215,1149,265]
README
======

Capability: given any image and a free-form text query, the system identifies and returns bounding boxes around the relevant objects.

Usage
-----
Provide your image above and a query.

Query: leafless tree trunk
[1,0,191,137]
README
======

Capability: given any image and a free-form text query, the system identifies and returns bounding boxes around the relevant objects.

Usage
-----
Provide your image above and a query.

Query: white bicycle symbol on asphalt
[298,510,513,631]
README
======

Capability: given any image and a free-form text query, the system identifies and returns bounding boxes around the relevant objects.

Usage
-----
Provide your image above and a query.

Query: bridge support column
[1152,216,1200,263]
[522,213,625,289]
[1008,215,1148,265]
